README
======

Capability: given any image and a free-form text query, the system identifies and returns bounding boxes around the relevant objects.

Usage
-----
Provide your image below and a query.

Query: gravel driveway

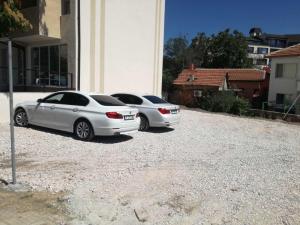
[1,109,300,225]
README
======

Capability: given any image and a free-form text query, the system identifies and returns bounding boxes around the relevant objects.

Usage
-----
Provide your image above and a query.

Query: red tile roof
[173,69,265,86]
[266,44,300,58]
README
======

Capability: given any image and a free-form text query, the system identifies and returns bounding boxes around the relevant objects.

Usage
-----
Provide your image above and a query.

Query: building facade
[172,67,268,107]
[0,0,165,122]
[247,28,300,69]
[266,44,300,114]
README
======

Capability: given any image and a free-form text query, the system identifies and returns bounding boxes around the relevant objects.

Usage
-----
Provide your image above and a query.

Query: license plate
[171,110,177,114]
[124,115,134,120]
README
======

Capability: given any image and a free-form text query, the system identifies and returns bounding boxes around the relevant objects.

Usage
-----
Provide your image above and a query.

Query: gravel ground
[0,109,300,225]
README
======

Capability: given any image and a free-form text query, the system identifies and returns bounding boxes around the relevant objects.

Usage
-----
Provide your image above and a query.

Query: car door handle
[72,108,79,112]
[50,105,55,110]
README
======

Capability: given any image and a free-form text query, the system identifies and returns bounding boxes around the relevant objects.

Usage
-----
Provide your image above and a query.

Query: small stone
[134,208,148,223]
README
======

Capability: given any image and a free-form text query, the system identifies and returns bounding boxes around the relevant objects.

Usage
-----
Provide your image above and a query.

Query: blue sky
[164,0,300,41]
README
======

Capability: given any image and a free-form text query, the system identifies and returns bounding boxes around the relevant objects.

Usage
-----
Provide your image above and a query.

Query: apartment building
[0,0,165,122]
[247,27,300,69]
[266,44,300,114]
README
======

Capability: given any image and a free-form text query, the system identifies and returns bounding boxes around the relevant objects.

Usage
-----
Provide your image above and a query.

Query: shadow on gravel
[146,127,174,133]
[0,187,71,225]
[26,125,133,144]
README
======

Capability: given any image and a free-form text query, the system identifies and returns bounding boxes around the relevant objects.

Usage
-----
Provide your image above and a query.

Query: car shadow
[146,127,174,133]
[27,125,133,144]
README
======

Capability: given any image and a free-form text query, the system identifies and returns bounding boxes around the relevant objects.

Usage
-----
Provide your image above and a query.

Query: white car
[14,91,140,141]
[111,93,180,131]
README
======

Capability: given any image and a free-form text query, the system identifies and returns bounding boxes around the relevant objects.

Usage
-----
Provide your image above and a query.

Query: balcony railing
[0,67,74,92]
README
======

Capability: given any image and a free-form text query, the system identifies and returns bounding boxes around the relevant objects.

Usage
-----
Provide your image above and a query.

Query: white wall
[79,0,165,96]
[0,92,51,123]
[268,56,300,113]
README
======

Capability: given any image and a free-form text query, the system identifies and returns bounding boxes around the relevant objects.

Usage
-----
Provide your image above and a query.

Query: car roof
[54,90,108,96]
[111,92,154,98]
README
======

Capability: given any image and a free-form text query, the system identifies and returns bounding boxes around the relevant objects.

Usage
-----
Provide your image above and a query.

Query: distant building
[266,44,300,114]
[247,27,300,69]
[172,67,269,107]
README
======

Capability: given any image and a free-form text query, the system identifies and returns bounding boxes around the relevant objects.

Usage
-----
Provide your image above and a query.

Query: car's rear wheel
[139,115,149,131]
[14,108,28,127]
[74,120,94,141]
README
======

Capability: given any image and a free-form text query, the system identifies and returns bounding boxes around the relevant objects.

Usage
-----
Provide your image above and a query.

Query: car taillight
[106,112,123,119]
[158,108,170,114]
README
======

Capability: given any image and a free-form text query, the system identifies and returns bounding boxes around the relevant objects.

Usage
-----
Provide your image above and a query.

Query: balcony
[0,67,74,92]
[10,0,62,44]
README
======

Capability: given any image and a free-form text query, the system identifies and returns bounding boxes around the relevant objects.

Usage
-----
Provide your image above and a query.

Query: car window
[43,93,64,104]
[143,95,167,104]
[91,95,125,106]
[112,94,143,105]
[60,93,89,106]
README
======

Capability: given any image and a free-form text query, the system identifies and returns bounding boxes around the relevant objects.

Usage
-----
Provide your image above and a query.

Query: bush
[198,91,249,116]
[230,98,250,115]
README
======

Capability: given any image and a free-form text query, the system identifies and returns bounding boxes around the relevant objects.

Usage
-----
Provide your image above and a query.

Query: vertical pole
[8,39,16,184]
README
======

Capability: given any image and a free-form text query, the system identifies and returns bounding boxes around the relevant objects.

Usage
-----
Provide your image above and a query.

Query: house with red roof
[172,66,269,107]
[266,44,300,114]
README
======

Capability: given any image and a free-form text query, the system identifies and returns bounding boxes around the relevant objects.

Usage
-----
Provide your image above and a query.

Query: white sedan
[111,93,180,131]
[14,91,140,141]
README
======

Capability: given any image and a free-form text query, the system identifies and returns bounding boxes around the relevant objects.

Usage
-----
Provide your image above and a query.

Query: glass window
[91,95,126,106]
[18,0,37,9]
[276,64,283,78]
[257,48,269,54]
[256,59,267,65]
[270,48,278,53]
[247,47,254,53]
[276,94,285,105]
[31,45,68,87]
[112,94,143,105]
[61,0,71,15]
[50,46,59,85]
[60,93,89,106]
[143,95,168,104]
[43,93,64,104]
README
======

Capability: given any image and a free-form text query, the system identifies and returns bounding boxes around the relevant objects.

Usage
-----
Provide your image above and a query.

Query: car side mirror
[37,98,43,103]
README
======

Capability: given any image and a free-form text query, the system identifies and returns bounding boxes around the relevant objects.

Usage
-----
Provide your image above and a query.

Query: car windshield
[90,95,126,106]
[143,95,168,104]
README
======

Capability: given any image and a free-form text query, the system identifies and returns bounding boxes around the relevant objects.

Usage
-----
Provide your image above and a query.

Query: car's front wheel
[14,108,29,127]
[74,119,94,141]
[139,115,149,131]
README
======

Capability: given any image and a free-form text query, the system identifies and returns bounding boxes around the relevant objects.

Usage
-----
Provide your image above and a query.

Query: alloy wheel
[15,110,28,127]
[76,121,90,139]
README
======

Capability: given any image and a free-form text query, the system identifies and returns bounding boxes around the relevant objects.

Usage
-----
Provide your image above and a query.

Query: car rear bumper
[93,119,140,136]
[151,114,180,127]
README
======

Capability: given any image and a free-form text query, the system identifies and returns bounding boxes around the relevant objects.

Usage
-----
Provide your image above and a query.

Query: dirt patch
[0,187,71,225]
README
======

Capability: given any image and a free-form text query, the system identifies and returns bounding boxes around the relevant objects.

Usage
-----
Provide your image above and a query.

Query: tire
[74,119,94,141]
[139,115,149,131]
[14,108,28,127]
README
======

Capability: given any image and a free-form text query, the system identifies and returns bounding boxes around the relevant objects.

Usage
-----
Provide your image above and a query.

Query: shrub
[198,91,249,116]
[230,98,250,115]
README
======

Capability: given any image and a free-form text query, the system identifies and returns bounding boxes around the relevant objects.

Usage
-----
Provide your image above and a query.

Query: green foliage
[0,0,32,37]
[163,36,190,92]
[229,97,250,115]
[198,91,250,116]
[163,29,252,92]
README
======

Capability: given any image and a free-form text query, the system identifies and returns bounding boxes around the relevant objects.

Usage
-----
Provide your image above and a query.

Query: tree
[162,29,251,94]
[163,36,190,93]
[189,32,210,67]
[208,29,251,68]
[0,0,32,37]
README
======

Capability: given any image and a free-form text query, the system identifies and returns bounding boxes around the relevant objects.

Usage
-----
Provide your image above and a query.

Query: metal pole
[8,39,16,184]
[283,93,300,120]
